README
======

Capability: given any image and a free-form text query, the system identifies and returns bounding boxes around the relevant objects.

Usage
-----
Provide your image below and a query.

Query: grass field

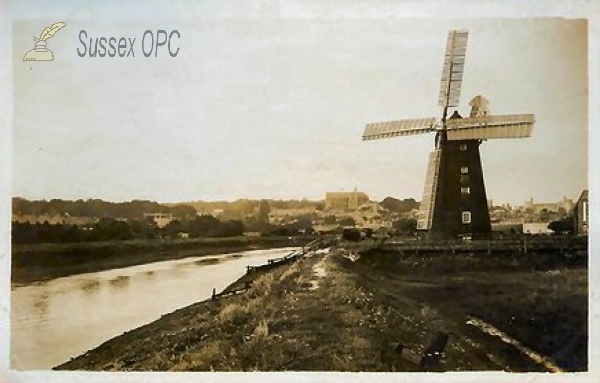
[56,243,587,372]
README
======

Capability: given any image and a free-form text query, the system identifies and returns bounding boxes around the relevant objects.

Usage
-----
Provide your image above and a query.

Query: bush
[217,303,248,325]
[342,228,361,242]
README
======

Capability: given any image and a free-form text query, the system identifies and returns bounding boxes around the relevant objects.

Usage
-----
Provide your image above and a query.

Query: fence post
[522,236,528,254]
[487,240,491,255]
[211,288,216,301]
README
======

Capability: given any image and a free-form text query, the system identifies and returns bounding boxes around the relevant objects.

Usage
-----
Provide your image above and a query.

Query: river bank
[56,245,587,372]
[12,235,308,283]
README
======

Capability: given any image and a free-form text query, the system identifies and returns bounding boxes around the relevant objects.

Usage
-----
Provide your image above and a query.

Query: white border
[1,1,597,382]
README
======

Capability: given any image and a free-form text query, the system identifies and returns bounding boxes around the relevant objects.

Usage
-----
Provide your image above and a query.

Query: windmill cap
[469,95,489,107]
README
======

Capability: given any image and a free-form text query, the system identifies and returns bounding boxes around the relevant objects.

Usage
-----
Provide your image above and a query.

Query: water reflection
[166,265,188,277]
[193,257,222,266]
[108,275,130,289]
[32,292,50,317]
[81,279,101,295]
[11,247,297,370]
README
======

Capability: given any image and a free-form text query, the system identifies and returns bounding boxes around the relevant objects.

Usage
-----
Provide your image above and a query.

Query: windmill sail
[362,117,437,141]
[438,30,468,108]
[417,149,441,230]
[445,114,534,140]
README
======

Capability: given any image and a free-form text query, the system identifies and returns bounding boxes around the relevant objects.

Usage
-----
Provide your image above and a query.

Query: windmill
[362,30,535,239]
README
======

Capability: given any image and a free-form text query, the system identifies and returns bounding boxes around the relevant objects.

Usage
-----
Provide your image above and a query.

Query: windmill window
[460,166,469,174]
[459,144,467,151]
[461,187,470,194]
[462,211,472,224]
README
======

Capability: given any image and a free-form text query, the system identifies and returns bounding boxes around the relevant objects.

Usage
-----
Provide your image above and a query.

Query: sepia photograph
[1,1,597,381]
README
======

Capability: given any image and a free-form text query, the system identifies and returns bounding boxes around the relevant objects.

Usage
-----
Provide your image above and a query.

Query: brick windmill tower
[362,30,535,239]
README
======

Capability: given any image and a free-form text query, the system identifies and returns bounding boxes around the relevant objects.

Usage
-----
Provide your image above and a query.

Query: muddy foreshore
[55,245,587,372]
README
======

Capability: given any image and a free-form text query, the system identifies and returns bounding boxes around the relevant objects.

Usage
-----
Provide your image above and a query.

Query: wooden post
[522,236,528,254]
[487,240,491,255]
[211,288,216,301]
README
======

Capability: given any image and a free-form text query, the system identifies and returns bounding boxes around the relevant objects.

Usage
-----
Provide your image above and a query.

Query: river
[10,247,298,370]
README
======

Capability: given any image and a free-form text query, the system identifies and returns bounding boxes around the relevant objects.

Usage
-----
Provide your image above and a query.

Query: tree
[290,217,313,231]
[164,219,185,237]
[380,197,420,213]
[557,207,567,218]
[323,215,337,225]
[130,218,158,239]
[342,228,361,241]
[393,218,418,235]
[548,216,574,234]
[214,220,245,237]
[539,208,551,222]
[187,215,221,237]
[169,205,197,221]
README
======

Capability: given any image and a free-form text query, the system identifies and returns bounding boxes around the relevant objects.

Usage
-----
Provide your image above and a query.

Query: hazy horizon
[11,192,582,207]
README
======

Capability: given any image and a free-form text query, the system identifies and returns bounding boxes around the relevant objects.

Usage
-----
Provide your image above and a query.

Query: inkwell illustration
[23,22,66,61]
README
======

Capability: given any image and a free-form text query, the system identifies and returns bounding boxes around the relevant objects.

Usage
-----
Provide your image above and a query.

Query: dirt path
[307,250,329,290]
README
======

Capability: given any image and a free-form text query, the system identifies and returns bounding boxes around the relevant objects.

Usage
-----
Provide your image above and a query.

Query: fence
[381,236,587,255]
[211,238,324,300]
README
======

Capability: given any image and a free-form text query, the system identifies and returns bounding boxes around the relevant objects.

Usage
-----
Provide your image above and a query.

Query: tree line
[12,198,197,221]
[12,215,245,244]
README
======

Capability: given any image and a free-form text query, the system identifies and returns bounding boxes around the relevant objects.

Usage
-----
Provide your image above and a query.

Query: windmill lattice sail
[446,114,534,140]
[439,30,468,108]
[362,118,437,141]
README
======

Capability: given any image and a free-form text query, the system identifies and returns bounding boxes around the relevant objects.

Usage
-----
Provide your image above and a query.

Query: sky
[10,12,588,206]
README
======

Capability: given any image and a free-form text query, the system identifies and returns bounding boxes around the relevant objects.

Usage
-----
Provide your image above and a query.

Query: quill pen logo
[23,22,66,61]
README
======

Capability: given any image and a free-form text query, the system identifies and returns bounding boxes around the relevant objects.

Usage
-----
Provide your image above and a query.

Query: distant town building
[144,213,173,228]
[325,191,369,211]
[350,201,393,230]
[573,189,589,235]
[523,222,553,235]
[268,207,317,225]
[524,196,574,213]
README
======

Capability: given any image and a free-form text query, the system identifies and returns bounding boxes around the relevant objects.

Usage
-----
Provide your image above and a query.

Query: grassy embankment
[12,236,306,283]
[56,243,587,372]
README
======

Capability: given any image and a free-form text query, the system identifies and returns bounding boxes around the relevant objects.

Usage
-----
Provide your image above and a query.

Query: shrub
[249,273,274,297]
[217,303,248,325]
